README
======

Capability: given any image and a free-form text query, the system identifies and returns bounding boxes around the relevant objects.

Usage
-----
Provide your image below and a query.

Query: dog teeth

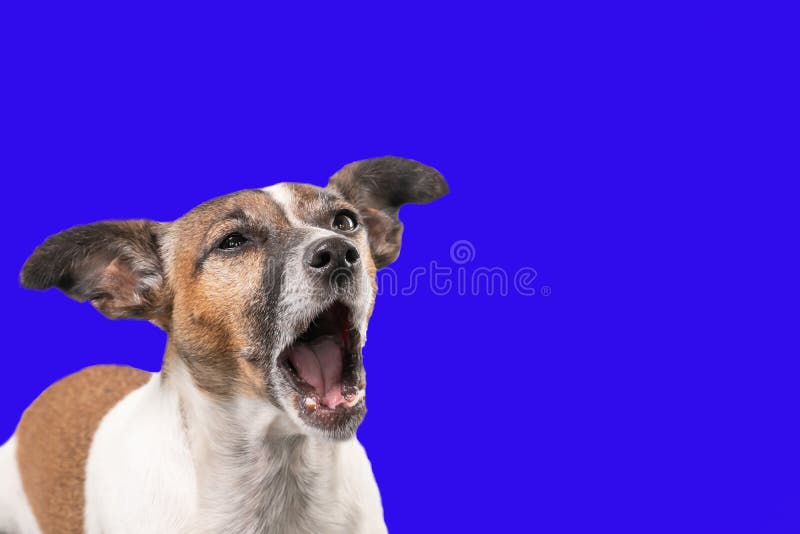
[343,388,365,407]
[303,397,319,411]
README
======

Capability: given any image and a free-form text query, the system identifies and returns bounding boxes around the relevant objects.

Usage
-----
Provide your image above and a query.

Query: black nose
[305,237,360,274]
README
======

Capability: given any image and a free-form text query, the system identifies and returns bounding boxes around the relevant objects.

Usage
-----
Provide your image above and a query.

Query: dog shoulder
[15,364,151,534]
[84,371,197,533]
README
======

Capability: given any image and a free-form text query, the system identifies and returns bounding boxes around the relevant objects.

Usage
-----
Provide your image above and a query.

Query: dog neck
[161,345,353,534]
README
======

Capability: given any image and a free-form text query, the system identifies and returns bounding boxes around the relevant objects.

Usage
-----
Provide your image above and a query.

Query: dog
[0,156,448,534]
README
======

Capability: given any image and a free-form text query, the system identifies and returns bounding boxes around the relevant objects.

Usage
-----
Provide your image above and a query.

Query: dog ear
[327,156,448,269]
[20,220,169,323]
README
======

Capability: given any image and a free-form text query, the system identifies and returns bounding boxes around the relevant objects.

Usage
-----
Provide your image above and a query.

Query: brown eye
[333,211,358,232]
[219,233,248,250]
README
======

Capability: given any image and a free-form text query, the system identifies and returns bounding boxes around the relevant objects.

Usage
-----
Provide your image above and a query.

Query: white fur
[264,183,306,227]
[0,437,41,534]
[82,363,386,534]
[84,373,197,533]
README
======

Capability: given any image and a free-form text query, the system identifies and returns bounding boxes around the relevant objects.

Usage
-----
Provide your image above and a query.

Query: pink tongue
[288,336,344,408]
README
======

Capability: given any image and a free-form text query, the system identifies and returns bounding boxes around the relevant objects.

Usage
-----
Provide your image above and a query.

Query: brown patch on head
[281,183,357,225]
[164,189,293,399]
[16,365,150,534]
[285,181,325,210]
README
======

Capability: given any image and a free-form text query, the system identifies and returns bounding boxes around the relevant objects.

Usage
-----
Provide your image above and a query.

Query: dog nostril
[345,247,360,265]
[310,250,331,269]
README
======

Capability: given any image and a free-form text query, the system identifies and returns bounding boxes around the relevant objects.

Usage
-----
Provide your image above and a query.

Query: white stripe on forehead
[262,183,304,227]
[263,183,342,243]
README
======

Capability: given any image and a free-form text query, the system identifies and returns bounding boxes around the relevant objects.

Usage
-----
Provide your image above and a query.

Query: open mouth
[279,301,365,424]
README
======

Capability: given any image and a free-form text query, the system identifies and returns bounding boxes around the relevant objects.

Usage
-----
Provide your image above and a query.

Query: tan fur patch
[166,190,288,399]
[16,365,150,534]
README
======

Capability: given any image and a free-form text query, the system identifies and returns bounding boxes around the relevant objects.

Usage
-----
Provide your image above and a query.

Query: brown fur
[16,365,150,534]
[165,190,293,399]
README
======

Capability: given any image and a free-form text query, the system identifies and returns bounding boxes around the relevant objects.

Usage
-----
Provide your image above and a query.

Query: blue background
[1,4,797,533]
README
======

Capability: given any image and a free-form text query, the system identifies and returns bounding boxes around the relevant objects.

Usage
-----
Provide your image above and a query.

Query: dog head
[20,156,448,440]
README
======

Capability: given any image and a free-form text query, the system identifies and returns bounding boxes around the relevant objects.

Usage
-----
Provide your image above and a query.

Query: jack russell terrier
[0,156,448,534]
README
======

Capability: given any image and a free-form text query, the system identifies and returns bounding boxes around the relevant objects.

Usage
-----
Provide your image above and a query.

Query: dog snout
[305,237,360,277]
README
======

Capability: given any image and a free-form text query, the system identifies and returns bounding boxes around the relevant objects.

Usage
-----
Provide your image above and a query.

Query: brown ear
[327,156,448,269]
[20,220,169,323]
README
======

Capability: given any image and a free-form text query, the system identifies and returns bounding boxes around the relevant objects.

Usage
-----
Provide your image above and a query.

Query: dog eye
[219,233,248,250]
[332,211,358,232]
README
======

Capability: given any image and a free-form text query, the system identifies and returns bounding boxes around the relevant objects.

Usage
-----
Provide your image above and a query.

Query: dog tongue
[289,336,344,408]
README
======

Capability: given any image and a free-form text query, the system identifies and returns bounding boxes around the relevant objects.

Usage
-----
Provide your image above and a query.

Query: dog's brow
[219,208,251,224]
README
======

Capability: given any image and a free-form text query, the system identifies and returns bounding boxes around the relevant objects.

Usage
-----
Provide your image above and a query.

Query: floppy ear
[327,156,449,269]
[20,220,169,322]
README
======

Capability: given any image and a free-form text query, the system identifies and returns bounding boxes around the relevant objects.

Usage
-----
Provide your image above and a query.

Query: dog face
[20,157,447,440]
